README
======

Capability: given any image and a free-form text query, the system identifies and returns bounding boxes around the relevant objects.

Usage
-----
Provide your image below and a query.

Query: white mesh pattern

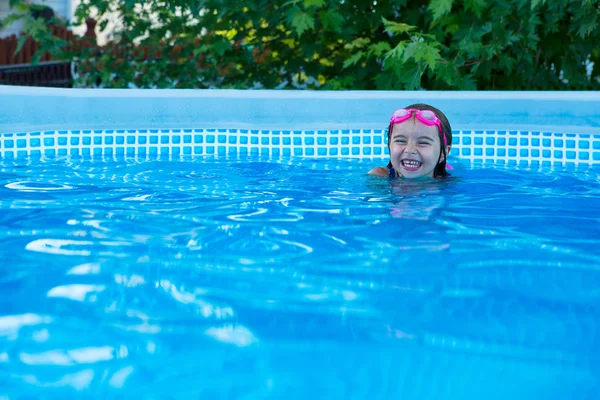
[1,128,599,165]
[452,130,600,165]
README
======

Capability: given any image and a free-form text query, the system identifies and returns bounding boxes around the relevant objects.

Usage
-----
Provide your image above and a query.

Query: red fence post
[6,35,16,64]
[0,39,7,65]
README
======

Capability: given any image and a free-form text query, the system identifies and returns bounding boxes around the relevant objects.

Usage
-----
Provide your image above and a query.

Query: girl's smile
[389,119,448,179]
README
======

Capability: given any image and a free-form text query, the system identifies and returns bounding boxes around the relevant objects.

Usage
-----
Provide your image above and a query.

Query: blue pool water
[1,155,599,398]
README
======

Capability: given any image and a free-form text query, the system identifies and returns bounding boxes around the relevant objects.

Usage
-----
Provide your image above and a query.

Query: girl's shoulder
[368,167,388,177]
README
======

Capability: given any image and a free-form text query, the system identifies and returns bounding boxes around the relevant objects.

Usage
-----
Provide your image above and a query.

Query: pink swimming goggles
[390,108,447,146]
[389,108,452,170]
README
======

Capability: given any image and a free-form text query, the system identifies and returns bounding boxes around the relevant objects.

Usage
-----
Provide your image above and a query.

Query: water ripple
[1,157,600,397]
[5,181,74,192]
[25,238,132,257]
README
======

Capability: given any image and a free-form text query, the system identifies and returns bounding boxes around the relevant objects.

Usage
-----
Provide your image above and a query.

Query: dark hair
[386,103,452,179]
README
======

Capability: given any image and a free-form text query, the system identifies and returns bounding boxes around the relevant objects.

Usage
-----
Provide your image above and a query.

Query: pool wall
[1,86,600,165]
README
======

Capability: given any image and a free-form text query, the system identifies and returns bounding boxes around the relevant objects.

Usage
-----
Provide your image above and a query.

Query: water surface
[1,156,599,399]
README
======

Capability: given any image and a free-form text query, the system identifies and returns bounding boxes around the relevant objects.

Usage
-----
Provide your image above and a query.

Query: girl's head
[386,104,452,179]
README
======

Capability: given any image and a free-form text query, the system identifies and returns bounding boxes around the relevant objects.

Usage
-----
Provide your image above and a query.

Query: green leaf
[324,75,356,90]
[405,70,424,90]
[124,0,137,9]
[434,62,460,87]
[400,40,442,70]
[464,0,487,18]
[213,39,232,56]
[531,0,546,10]
[31,51,42,66]
[193,44,212,56]
[575,12,597,38]
[396,63,425,90]
[461,41,484,58]
[458,74,478,90]
[9,0,21,7]
[304,0,325,9]
[282,0,302,8]
[343,51,364,68]
[99,19,109,33]
[319,9,344,33]
[420,43,442,69]
[348,37,370,49]
[428,0,454,21]
[445,24,460,35]
[369,41,392,57]
[14,35,28,56]
[382,18,415,35]
[384,42,408,63]
[288,7,315,36]
[1,12,26,26]
[374,73,398,90]
[402,42,420,63]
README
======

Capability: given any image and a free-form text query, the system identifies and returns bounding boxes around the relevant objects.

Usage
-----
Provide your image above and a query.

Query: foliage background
[4,0,600,90]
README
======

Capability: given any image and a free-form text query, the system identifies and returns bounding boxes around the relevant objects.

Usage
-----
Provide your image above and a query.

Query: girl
[369,104,452,179]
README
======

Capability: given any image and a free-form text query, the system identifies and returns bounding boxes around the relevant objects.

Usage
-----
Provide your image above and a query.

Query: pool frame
[2,86,600,165]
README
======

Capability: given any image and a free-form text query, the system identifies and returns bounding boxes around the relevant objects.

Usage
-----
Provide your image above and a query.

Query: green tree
[4,0,600,89]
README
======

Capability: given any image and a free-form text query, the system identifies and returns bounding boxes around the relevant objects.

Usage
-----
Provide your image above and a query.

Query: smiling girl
[369,104,453,179]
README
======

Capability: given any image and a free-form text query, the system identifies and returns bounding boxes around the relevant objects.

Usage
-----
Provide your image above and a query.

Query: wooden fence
[0,18,248,87]
[0,19,97,87]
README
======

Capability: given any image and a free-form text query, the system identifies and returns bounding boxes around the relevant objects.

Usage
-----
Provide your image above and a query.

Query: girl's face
[389,118,449,179]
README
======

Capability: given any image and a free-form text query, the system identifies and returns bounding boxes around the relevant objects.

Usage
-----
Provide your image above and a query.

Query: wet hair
[386,103,452,179]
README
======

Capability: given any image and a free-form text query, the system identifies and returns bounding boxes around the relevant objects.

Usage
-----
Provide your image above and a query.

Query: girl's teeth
[402,160,421,167]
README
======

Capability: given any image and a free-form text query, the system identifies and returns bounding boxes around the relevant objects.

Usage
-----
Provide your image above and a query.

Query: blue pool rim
[2,86,600,165]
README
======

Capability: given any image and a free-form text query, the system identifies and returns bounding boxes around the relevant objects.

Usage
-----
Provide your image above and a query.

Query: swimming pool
[1,87,600,399]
